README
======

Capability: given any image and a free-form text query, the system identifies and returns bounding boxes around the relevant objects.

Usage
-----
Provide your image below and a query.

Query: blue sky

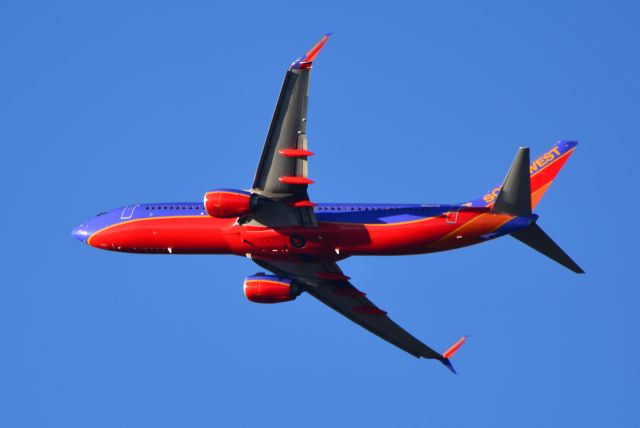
[1,1,638,426]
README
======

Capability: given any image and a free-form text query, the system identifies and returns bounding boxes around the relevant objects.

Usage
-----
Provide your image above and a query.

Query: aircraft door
[445,206,460,224]
[121,205,140,220]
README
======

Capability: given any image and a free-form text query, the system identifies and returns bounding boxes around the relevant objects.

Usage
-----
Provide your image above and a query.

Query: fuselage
[72,202,534,262]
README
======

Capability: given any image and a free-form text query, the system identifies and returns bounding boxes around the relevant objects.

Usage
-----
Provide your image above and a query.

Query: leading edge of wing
[252,259,467,373]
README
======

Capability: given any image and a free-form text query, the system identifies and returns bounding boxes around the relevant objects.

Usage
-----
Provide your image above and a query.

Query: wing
[248,34,331,228]
[252,258,466,372]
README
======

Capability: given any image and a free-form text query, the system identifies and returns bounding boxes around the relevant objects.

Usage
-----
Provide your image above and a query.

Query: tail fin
[529,141,578,209]
[511,223,585,273]
[466,141,578,209]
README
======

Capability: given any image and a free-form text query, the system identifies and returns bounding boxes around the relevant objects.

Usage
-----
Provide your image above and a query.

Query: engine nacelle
[204,189,255,218]
[243,275,300,304]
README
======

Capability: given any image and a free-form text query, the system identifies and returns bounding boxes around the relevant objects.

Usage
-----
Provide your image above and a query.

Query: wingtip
[442,335,468,359]
[439,335,468,374]
[291,34,332,70]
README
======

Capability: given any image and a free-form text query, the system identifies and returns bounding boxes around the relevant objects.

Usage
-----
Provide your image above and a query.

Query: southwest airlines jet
[72,35,583,373]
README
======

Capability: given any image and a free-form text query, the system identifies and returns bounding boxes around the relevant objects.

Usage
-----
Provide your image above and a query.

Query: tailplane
[511,223,584,274]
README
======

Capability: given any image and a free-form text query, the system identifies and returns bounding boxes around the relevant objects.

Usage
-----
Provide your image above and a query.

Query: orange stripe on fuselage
[428,212,514,250]
[334,210,514,256]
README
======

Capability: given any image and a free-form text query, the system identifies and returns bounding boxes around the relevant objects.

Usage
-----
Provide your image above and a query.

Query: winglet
[291,33,332,70]
[440,336,468,374]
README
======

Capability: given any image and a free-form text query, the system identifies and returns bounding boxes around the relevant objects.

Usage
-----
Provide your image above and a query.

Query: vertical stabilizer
[493,148,532,217]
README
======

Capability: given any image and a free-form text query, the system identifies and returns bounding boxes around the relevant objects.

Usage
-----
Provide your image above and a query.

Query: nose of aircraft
[71,223,91,243]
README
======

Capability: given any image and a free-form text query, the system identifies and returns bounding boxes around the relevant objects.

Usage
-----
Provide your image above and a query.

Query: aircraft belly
[88,216,232,254]
[340,212,515,255]
[226,224,347,260]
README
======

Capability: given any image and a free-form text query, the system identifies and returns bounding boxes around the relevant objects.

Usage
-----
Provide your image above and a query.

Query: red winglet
[442,336,468,359]
[291,33,332,70]
[279,176,314,185]
[279,149,314,157]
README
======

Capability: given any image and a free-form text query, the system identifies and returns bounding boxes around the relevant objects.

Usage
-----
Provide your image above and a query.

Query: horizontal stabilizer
[511,223,584,274]
[493,148,532,217]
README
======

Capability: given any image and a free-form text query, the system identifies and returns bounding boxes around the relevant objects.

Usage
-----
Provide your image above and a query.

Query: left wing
[248,35,331,227]
[253,258,466,372]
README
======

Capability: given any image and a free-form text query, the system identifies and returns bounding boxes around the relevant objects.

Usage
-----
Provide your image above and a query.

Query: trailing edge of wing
[252,259,466,373]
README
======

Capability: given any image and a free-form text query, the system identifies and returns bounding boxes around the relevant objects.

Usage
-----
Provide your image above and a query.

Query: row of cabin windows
[317,206,418,212]
[146,206,201,211]
[142,206,437,212]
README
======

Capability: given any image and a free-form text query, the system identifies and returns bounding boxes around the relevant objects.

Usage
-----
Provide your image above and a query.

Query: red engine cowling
[243,275,299,304]
[204,189,253,218]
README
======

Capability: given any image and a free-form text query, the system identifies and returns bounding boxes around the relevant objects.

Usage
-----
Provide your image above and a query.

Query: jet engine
[243,274,300,303]
[204,189,256,218]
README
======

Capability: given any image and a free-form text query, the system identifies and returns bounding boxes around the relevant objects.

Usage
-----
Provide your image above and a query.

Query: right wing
[253,258,466,372]
[248,34,331,227]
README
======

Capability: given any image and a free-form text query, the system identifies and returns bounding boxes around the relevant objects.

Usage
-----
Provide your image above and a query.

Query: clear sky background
[1,1,638,427]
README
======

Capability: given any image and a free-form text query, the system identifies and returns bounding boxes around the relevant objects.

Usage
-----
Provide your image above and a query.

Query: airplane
[72,34,583,373]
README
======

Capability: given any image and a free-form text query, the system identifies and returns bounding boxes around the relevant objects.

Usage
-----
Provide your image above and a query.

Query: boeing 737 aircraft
[72,34,583,372]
